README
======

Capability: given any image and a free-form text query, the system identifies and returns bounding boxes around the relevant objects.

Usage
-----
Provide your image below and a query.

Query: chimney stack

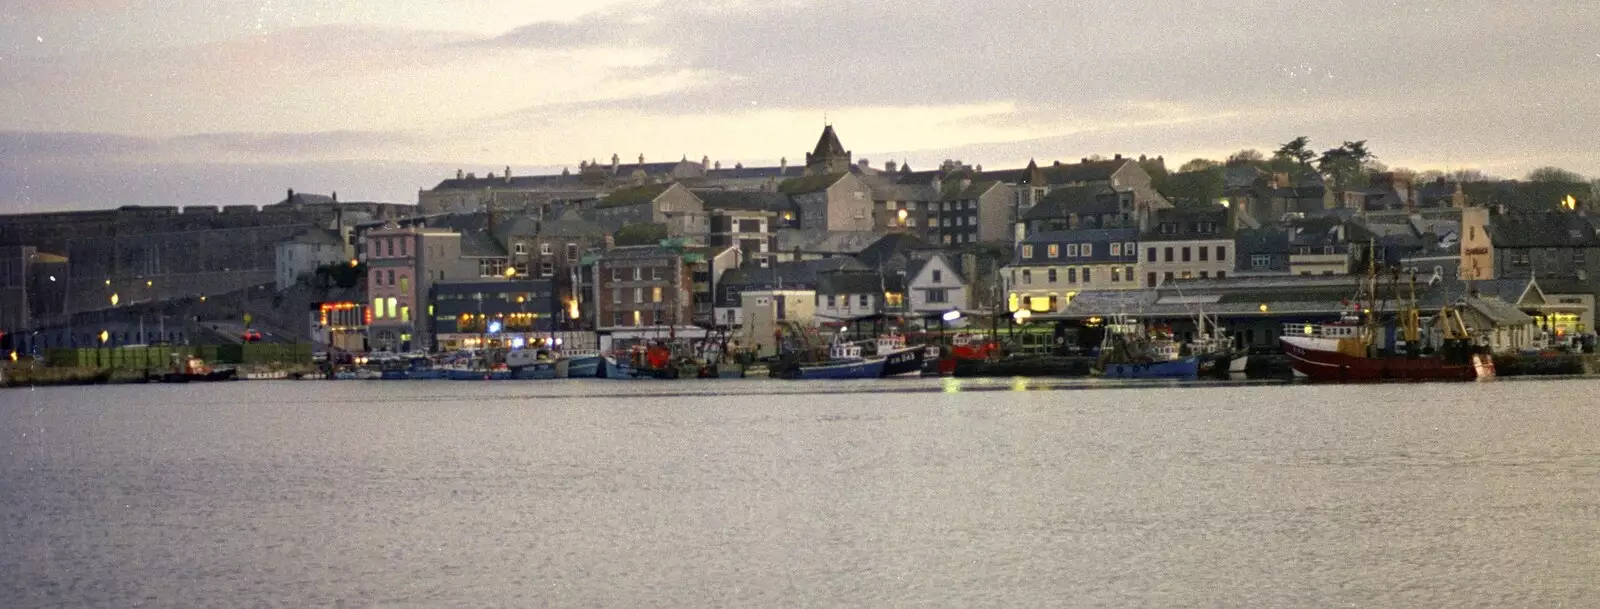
[456,169,464,180]
[286,188,295,202]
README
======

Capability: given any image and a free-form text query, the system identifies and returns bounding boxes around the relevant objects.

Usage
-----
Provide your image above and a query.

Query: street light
[1013,309,1032,323]
[504,266,517,279]
[110,293,119,306]
[1259,304,1269,313]
[942,309,962,322]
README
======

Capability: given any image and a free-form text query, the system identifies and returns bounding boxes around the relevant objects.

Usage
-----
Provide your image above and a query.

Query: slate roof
[941,180,1000,200]
[691,190,794,213]
[1014,228,1141,265]
[703,166,806,181]
[816,270,906,296]
[431,173,584,191]
[778,173,848,195]
[811,125,848,159]
[286,227,345,247]
[597,183,678,208]
[278,191,336,206]
[714,258,867,307]
[1460,296,1534,326]
[1489,212,1600,248]
[1021,185,1127,222]
[904,252,967,286]
[458,229,507,257]
[1233,228,1292,271]
[1142,205,1234,241]
[863,178,939,202]
[897,158,1132,189]
[539,209,607,237]
[773,230,884,255]
[855,232,935,269]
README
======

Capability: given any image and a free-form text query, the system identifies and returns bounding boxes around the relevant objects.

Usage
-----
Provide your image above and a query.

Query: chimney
[611,154,619,173]
[286,188,295,202]
[638,153,645,165]
[858,159,870,170]
[1114,154,1122,160]
[1081,157,1089,163]
[976,164,983,173]
[714,160,722,170]
[885,159,898,173]
[331,191,337,202]
[1053,160,1062,167]
[456,169,464,180]
[779,157,787,172]
[701,155,710,168]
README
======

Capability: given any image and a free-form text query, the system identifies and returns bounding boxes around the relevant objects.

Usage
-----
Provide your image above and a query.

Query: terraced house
[1139,205,1234,287]
[1004,227,1142,314]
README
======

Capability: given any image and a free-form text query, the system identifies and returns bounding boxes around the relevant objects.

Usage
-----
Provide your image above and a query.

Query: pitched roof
[1142,205,1235,241]
[774,229,885,254]
[286,227,345,247]
[458,229,506,257]
[811,125,847,159]
[1489,212,1600,248]
[941,179,1000,200]
[691,190,794,213]
[816,269,906,296]
[714,258,867,307]
[778,173,848,195]
[704,165,806,181]
[1022,185,1127,222]
[905,252,967,285]
[855,232,935,269]
[1459,296,1534,326]
[431,172,584,191]
[598,183,677,208]
[540,209,607,237]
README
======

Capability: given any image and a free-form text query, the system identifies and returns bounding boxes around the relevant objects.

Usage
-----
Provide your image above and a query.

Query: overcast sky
[2,0,1597,211]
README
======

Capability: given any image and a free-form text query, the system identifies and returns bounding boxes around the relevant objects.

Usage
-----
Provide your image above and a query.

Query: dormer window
[1161,223,1175,234]
[1021,245,1034,259]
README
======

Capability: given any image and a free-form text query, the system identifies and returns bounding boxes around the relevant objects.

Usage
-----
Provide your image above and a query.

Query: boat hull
[1102,356,1200,379]
[879,346,925,378]
[566,355,602,378]
[1280,336,1494,382]
[791,357,886,380]
[511,358,570,380]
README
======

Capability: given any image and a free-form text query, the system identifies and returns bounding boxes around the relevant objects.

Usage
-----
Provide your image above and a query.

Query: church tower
[804,124,852,176]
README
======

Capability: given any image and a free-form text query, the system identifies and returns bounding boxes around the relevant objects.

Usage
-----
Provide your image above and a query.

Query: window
[1182,247,1192,262]
[1048,244,1060,258]
[1125,266,1134,280]
[1067,244,1079,257]
[633,267,642,281]
[399,239,408,257]
[1125,243,1136,257]
[1199,247,1208,262]
[612,288,621,304]
[858,294,869,307]
[827,295,837,307]
[1111,267,1122,282]
[1324,246,1335,255]
[1181,271,1193,279]
[372,298,384,319]
[567,244,579,262]
[541,262,554,276]
[1068,267,1078,283]
[515,242,528,255]
[926,288,948,303]
[1216,246,1227,261]
[1217,271,1226,279]
[1082,267,1092,283]
[932,269,942,282]
[400,306,410,323]
[386,270,395,286]
[652,267,664,281]
[1082,243,1093,257]
[1252,254,1271,269]
[1164,272,1174,282]
[386,298,396,319]
[633,287,643,303]
[907,218,917,227]
[1022,269,1033,284]
[1048,268,1058,283]
[1147,247,1157,262]
[1576,249,1588,264]
[633,310,642,326]
[1199,271,1209,279]
[968,215,977,226]
[1470,226,1477,240]
[384,239,393,257]
[1110,243,1122,256]
[1164,247,1174,262]
[611,267,621,281]
[399,277,409,293]
[652,287,662,302]
[1147,272,1158,287]
[540,243,552,256]
[1022,245,1034,258]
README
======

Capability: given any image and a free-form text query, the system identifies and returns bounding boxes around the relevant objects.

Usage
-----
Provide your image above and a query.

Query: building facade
[1005,227,1142,314]
[429,279,556,351]
[1140,206,1234,287]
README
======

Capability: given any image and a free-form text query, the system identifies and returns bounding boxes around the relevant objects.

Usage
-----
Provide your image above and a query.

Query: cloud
[0,130,418,163]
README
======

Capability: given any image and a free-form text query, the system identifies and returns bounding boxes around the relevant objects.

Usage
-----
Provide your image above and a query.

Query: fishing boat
[784,339,886,380]
[160,354,238,383]
[1092,317,1199,379]
[1279,245,1493,382]
[872,333,926,378]
[564,350,603,378]
[1188,311,1248,377]
[507,348,570,380]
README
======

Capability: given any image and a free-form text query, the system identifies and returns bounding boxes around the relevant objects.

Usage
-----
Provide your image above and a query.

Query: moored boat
[782,339,886,380]
[873,333,926,378]
[160,355,238,383]
[1092,317,1199,380]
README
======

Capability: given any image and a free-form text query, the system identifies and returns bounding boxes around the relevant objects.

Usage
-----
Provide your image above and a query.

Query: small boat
[1092,316,1199,380]
[785,340,886,380]
[1188,311,1248,378]
[872,333,926,378]
[160,355,238,383]
[564,351,603,378]
[507,349,570,380]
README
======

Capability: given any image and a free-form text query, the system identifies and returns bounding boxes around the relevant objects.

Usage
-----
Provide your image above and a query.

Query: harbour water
[3,378,1599,607]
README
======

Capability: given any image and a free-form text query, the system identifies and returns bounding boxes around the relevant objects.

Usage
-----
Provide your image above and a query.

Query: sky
[2,0,1597,212]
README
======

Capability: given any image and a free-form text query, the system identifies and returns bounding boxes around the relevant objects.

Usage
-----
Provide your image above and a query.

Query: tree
[1451,168,1492,183]
[1227,149,1265,164]
[1272,136,1317,181]
[1178,158,1220,173]
[612,223,668,246]
[1161,167,1226,207]
[1317,140,1376,193]
[1526,166,1585,183]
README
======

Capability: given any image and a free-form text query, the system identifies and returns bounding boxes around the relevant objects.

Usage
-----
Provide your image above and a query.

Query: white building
[1139,206,1235,288]
[274,228,349,292]
[904,252,970,315]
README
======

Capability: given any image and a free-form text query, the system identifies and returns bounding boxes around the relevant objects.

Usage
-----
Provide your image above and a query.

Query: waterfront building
[1004,227,1142,315]
[429,279,556,351]
[586,242,739,331]
[1139,205,1234,287]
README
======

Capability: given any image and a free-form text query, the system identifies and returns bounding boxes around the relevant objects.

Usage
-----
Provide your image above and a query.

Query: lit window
[1110,243,1122,256]
[652,287,662,302]
[1048,244,1060,258]
[1082,244,1093,257]
[1022,245,1034,258]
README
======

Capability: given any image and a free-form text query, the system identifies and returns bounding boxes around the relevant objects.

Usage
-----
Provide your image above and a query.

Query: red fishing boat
[1279,242,1494,382]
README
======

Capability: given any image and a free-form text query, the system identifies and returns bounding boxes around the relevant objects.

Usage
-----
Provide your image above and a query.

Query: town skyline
[4,0,1598,212]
